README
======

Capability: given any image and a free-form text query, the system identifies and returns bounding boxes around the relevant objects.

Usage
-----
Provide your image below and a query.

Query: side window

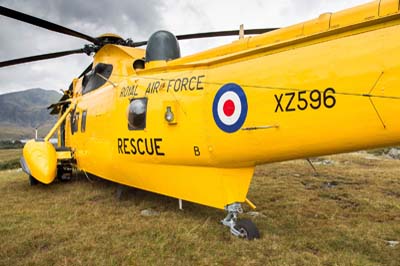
[70,108,78,135]
[127,98,148,130]
[73,112,80,133]
[82,63,113,95]
[81,110,87,133]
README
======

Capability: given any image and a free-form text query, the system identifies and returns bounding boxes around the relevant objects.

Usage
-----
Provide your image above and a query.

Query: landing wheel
[234,219,260,240]
[57,164,72,182]
[29,175,39,186]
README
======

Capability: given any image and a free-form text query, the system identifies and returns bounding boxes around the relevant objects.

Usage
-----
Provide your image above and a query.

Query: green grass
[0,149,21,170]
[0,152,399,265]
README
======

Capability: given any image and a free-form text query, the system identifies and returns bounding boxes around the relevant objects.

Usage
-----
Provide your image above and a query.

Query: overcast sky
[0,0,370,94]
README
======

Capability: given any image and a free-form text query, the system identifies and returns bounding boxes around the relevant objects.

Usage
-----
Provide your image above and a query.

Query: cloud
[0,0,371,93]
[0,0,167,93]
[0,0,165,39]
[284,0,372,21]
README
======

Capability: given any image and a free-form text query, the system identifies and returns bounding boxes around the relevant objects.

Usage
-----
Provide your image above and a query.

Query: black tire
[57,165,72,182]
[57,167,64,181]
[29,175,39,186]
[234,218,260,240]
[57,170,71,182]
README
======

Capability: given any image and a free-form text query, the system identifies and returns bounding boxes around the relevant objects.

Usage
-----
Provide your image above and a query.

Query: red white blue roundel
[213,83,248,133]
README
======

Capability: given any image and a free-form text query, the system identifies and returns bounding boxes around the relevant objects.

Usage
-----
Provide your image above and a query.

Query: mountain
[0,88,62,140]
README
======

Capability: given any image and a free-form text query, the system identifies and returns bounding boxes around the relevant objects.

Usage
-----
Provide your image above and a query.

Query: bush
[0,158,20,170]
[0,140,24,149]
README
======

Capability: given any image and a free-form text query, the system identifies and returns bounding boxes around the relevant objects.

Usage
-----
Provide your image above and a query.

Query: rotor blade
[0,49,84,68]
[176,28,279,40]
[0,6,99,44]
[133,41,148,47]
[132,28,279,47]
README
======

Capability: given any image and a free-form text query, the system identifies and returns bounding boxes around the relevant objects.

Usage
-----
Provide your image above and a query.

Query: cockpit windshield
[82,63,113,94]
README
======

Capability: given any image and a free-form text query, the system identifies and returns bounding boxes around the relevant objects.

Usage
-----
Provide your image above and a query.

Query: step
[56,147,72,160]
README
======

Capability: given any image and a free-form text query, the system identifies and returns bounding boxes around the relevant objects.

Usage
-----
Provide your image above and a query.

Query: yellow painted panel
[56,151,72,160]
[269,23,304,43]
[303,13,331,35]
[379,0,399,16]
[106,164,254,210]
[330,1,380,29]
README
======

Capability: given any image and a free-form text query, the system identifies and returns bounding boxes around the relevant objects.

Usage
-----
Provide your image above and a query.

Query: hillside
[0,89,61,140]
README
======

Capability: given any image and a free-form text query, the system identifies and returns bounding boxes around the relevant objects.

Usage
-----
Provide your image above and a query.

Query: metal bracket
[221,202,245,237]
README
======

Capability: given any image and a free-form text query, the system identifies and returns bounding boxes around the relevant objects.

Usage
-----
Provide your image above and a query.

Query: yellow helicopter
[1,0,400,240]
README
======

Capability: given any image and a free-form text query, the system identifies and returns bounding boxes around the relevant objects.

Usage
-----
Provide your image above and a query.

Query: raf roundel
[213,83,248,133]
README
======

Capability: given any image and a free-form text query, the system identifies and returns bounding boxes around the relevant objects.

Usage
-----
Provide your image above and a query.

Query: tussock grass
[0,152,399,265]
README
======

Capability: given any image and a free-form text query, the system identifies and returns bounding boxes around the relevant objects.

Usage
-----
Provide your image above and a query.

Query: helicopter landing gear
[57,163,72,182]
[221,202,260,240]
[116,184,130,200]
[29,175,39,186]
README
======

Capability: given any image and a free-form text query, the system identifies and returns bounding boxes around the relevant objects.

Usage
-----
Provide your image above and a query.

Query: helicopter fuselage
[64,2,400,210]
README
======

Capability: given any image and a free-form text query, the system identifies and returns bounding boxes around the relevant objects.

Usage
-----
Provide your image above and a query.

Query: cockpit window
[82,63,113,94]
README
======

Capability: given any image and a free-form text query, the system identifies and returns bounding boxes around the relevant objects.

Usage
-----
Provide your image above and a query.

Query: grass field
[0,149,21,170]
[0,152,399,265]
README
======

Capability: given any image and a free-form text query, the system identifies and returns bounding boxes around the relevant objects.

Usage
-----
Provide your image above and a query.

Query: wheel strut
[221,202,260,240]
